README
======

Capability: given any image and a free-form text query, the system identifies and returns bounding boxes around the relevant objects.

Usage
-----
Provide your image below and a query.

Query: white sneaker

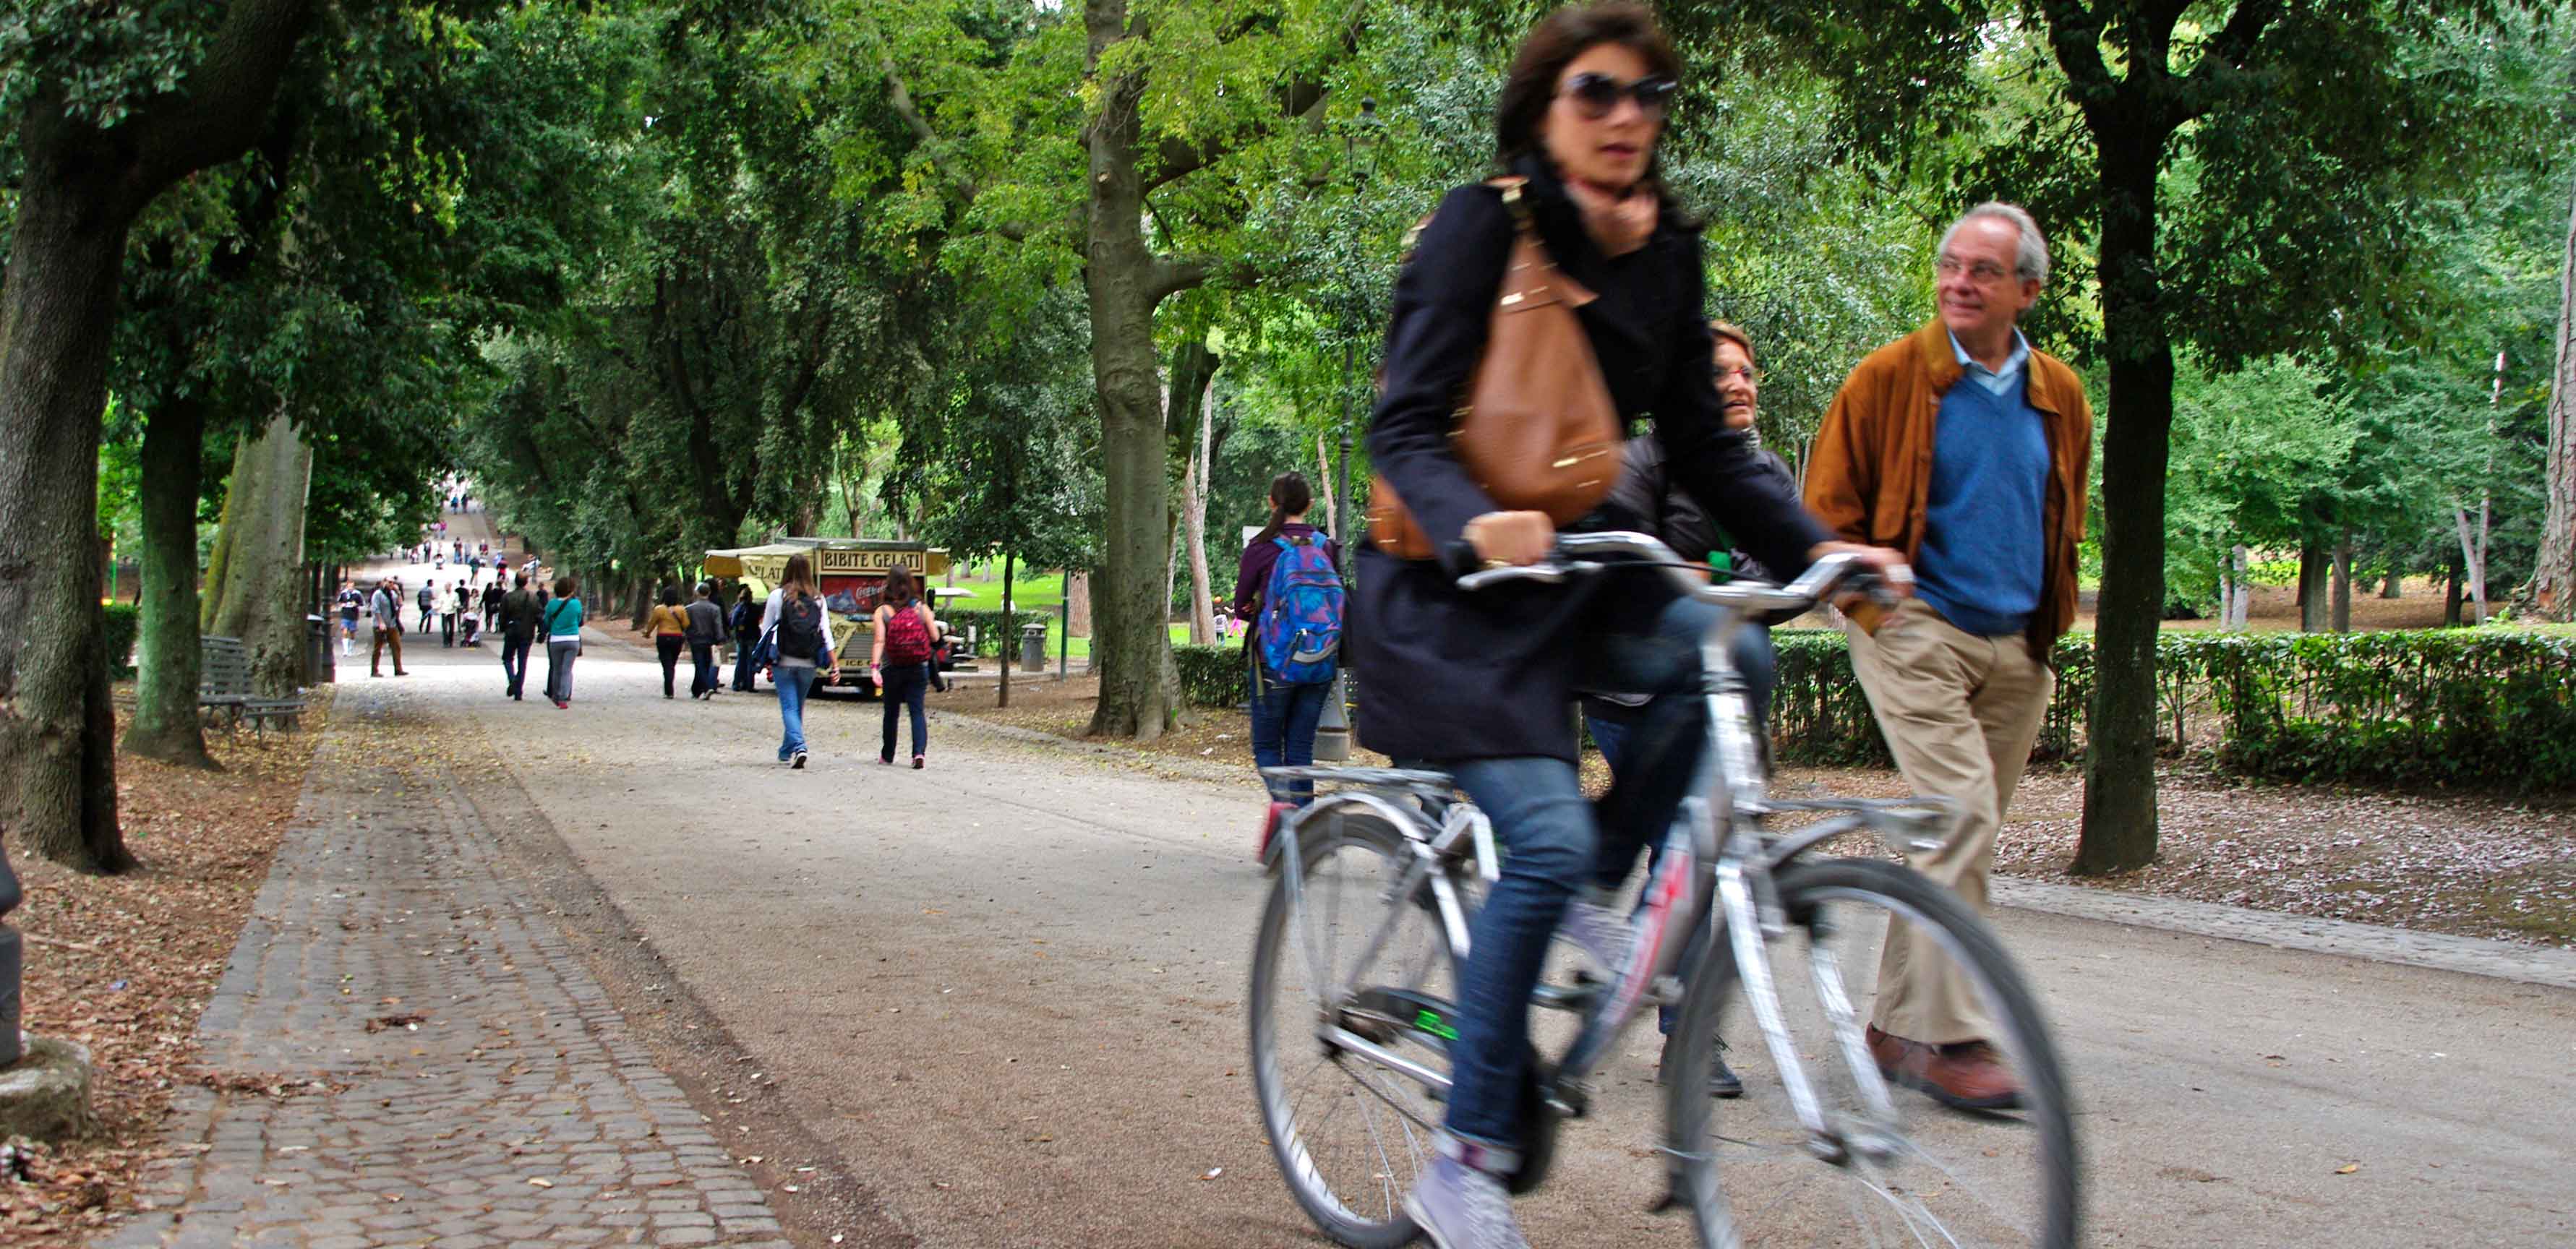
[1557,898,1634,974]
[1405,1156,1528,1249]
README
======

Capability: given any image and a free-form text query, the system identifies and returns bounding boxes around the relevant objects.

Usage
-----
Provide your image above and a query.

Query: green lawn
[938,566,1217,662]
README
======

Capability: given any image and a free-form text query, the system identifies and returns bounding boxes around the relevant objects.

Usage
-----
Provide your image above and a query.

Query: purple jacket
[1231,523,1340,622]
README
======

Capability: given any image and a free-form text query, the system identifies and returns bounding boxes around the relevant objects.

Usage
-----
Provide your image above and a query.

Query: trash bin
[305,613,335,684]
[1020,622,1048,673]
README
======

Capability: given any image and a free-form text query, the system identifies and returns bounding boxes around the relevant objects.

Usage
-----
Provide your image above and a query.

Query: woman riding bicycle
[1350,6,1902,1243]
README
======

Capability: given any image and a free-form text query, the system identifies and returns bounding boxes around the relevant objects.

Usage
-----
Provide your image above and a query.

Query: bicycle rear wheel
[1249,807,1460,1248]
[1663,857,2079,1248]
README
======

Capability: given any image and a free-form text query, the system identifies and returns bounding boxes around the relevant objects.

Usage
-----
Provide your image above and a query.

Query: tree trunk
[1184,379,1218,646]
[0,168,137,873]
[998,552,1015,709]
[122,395,218,768]
[2452,505,2489,624]
[2330,531,2353,634]
[2379,570,2401,599]
[203,406,314,696]
[2531,170,2576,621]
[1066,570,1092,638]
[2074,137,2173,877]
[1079,0,1179,739]
[2446,549,2465,627]
[2297,539,2330,632]
[2228,544,2252,630]
[1314,436,1338,533]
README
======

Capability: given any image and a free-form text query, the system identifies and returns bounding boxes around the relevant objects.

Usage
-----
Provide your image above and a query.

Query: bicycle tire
[1249,807,1460,1248]
[1662,856,2079,1248]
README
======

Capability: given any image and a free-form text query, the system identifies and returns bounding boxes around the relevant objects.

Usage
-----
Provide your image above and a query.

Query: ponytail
[1250,471,1316,549]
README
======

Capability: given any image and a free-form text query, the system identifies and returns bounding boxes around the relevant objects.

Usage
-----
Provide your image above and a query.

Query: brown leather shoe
[1867,1025,2021,1111]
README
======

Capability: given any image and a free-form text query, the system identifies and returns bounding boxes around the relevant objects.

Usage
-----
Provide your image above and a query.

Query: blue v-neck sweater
[1914,379,2050,638]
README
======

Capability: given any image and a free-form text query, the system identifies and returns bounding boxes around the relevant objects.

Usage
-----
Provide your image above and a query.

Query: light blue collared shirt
[1948,328,2030,397]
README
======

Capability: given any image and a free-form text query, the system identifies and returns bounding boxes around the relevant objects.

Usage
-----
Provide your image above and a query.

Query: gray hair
[1940,202,2050,286]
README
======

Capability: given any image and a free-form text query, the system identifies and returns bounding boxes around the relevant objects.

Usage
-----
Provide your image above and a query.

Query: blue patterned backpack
[1258,535,1343,684]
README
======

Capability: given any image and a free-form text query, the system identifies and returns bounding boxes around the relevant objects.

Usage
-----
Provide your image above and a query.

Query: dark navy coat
[1351,158,1830,763]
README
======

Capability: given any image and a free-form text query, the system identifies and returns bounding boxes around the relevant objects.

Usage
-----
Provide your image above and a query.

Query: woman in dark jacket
[728,585,762,691]
[1351,5,1900,1240]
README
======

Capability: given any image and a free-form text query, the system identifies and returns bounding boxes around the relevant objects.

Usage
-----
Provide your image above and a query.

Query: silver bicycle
[1248,535,2079,1248]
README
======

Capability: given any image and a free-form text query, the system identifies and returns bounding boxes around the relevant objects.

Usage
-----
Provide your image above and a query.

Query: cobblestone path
[100,687,793,1248]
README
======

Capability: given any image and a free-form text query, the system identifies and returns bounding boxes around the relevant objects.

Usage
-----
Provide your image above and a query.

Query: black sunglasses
[1559,72,1678,121]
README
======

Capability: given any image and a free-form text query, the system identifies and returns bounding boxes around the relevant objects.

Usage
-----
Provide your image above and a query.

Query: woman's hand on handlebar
[1465,511,1556,567]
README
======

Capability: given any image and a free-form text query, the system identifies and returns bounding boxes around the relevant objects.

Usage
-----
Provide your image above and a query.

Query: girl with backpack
[1231,473,1343,836]
[868,565,938,768]
[760,554,839,769]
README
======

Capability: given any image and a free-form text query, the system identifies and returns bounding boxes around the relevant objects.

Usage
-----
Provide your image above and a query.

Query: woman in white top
[760,553,839,769]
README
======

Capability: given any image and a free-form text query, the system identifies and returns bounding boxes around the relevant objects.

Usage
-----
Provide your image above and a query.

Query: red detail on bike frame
[1605,841,1695,1024]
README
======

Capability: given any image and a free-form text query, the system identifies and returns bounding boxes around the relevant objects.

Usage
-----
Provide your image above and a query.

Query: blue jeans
[776,664,816,759]
[1440,592,1721,1152]
[732,637,759,690]
[500,633,531,696]
[1250,664,1331,803]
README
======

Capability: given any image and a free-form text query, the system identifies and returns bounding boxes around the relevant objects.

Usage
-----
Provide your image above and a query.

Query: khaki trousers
[370,627,405,676]
[1844,598,2053,1045]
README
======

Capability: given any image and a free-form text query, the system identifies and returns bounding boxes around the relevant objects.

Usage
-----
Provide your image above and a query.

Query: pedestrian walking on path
[542,575,584,708]
[1231,471,1340,823]
[500,572,536,700]
[367,578,408,677]
[1804,202,2094,1111]
[870,565,936,768]
[335,579,362,657]
[646,585,689,699]
[729,585,762,691]
[761,554,838,769]
[685,581,724,699]
[416,581,435,636]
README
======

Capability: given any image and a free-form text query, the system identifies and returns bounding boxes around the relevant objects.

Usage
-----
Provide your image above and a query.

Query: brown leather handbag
[1366,177,1620,561]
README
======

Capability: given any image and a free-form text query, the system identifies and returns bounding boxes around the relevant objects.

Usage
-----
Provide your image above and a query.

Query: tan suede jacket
[1802,319,2094,656]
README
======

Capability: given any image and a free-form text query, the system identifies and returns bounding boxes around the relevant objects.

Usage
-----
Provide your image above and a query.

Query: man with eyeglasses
[1802,202,2093,1112]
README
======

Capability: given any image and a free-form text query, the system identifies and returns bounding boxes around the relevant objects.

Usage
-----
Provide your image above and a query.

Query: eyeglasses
[1716,364,1760,386]
[1935,255,2015,284]
[1559,72,1678,121]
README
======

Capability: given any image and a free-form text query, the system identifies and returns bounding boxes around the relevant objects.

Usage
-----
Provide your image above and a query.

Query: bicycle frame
[1266,536,1956,1148]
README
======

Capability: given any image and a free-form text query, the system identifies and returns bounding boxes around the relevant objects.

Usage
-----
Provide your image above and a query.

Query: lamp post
[1333,97,1379,567]
[1318,98,1378,765]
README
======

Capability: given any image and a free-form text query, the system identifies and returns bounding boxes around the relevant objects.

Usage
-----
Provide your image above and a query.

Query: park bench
[199,635,307,737]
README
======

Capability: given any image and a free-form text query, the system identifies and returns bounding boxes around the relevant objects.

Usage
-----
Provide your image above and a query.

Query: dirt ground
[933,673,2576,949]
[4,693,330,1245]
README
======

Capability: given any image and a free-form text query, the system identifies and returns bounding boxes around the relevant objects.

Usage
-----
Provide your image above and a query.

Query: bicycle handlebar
[1452,531,1909,617]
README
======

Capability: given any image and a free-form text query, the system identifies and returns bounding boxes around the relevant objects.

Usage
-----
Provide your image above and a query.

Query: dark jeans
[731,635,760,690]
[690,640,717,696]
[880,662,928,760]
[1439,592,1721,1153]
[1587,622,1776,781]
[656,635,684,696]
[1249,664,1331,803]
[441,612,457,647]
[500,632,531,696]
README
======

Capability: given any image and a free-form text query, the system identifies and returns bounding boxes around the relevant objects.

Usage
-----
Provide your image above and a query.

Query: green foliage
[1771,627,2576,790]
[104,604,140,677]
[1174,643,1251,708]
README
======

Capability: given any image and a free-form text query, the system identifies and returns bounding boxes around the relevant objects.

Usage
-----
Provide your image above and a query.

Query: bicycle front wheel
[1664,857,2079,1248]
[1249,807,1461,1248]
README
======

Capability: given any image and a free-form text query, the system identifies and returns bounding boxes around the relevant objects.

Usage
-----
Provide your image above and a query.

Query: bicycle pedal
[1531,982,1601,1011]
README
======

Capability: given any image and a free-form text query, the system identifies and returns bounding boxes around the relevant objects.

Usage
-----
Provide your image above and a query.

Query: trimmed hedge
[944,609,1045,658]
[105,604,140,677]
[1181,628,2576,790]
